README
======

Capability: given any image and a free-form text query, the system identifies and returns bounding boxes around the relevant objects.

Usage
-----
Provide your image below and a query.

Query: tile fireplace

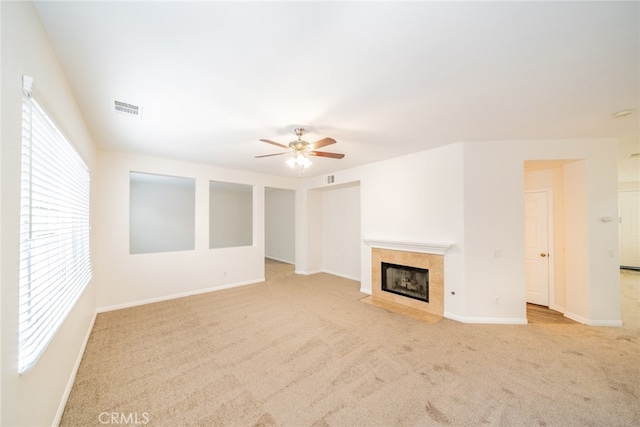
[363,238,451,319]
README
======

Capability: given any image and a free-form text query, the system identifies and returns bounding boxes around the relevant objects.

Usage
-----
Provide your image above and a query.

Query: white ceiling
[33,1,639,180]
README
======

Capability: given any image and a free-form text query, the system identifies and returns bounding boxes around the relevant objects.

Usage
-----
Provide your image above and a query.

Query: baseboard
[587,319,623,327]
[53,310,97,427]
[265,256,294,264]
[321,269,360,282]
[294,268,360,283]
[96,278,265,313]
[563,311,589,325]
[295,269,323,276]
[444,311,528,325]
[359,286,372,295]
[549,303,565,313]
[547,310,622,327]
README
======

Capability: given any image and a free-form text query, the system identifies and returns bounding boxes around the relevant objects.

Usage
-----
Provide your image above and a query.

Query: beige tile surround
[371,248,444,317]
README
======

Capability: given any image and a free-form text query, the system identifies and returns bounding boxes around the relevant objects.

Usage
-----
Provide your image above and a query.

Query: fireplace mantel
[362,238,452,255]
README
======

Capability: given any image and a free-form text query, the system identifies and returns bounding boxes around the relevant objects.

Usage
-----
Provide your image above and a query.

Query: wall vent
[114,100,141,118]
[627,152,640,159]
[327,175,335,184]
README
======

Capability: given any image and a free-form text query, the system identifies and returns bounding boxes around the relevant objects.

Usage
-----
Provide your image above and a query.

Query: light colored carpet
[61,261,640,426]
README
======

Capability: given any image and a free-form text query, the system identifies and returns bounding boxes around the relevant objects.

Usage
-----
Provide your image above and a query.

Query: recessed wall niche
[209,181,254,249]
[129,172,196,254]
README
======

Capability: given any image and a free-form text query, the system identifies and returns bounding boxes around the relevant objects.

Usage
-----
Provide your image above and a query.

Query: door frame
[619,190,640,269]
[525,188,556,309]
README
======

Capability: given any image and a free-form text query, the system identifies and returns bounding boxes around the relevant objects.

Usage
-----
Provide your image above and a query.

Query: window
[18,77,92,373]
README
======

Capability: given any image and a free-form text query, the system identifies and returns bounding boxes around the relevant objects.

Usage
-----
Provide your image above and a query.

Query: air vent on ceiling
[327,175,335,184]
[627,152,640,159]
[114,100,141,118]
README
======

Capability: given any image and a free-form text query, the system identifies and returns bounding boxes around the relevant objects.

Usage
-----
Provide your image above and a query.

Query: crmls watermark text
[98,412,150,425]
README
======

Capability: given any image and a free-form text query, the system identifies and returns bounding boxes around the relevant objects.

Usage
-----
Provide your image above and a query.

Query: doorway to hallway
[524,159,588,323]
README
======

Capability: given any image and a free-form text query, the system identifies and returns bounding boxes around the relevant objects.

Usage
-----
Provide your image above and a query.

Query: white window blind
[18,77,92,374]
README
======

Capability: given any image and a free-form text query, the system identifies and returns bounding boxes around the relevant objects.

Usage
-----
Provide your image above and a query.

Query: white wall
[265,188,295,263]
[321,183,361,281]
[1,2,98,425]
[94,150,298,310]
[358,144,466,315]
[619,181,640,192]
[296,189,324,274]
[584,151,621,324]
[563,160,590,322]
[299,139,619,324]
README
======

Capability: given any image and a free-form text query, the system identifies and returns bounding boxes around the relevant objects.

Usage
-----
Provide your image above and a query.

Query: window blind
[18,78,92,374]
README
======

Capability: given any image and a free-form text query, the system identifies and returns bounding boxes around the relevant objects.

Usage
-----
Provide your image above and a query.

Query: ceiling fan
[255,128,344,176]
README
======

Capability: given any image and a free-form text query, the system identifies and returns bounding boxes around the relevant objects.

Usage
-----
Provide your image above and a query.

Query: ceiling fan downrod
[291,128,308,151]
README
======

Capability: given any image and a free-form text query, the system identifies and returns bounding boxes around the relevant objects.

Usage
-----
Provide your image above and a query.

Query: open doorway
[524,160,586,324]
[265,187,295,278]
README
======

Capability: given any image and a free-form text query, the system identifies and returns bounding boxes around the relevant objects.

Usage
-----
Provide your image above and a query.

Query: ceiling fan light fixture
[296,154,312,167]
[257,127,341,177]
[286,152,312,177]
[287,153,312,168]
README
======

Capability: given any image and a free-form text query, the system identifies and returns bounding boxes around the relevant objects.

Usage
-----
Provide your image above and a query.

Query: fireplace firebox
[381,262,429,302]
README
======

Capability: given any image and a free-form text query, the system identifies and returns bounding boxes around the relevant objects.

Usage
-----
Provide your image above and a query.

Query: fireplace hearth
[381,262,429,302]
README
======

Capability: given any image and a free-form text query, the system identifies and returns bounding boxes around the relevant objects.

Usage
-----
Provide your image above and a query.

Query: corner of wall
[53,310,97,426]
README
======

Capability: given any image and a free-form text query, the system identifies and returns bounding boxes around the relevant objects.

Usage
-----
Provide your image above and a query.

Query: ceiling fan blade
[260,139,289,149]
[309,151,345,159]
[255,152,287,158]
[310,137,336,150]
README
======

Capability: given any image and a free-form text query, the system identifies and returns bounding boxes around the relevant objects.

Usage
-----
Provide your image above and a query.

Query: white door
[619,191,640,268]
[525,191,550,306]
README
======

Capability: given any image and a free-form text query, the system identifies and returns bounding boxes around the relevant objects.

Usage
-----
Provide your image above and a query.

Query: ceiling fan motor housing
[290,141,309,151]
